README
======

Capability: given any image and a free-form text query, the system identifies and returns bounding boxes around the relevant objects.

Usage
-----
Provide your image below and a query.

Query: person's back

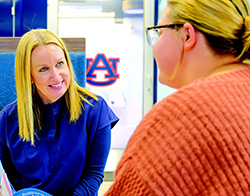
[107,70,250,195]
[105,0,250,195]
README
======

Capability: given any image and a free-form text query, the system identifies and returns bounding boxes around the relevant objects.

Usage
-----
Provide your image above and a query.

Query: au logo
[86,53,120,86]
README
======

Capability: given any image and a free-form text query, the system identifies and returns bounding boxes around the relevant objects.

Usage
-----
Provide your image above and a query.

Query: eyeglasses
[146,24,184,47]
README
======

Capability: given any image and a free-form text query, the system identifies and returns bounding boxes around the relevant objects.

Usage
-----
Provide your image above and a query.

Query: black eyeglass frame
[146,23,184,31]
[146,24,184,47]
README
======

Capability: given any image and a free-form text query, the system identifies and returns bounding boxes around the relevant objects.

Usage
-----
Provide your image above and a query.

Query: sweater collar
[193,67,250,85]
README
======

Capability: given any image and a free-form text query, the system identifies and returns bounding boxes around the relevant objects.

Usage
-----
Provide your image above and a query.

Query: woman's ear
[182,23,196,51]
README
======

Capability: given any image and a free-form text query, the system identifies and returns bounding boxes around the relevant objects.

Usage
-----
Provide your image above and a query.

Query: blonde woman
[105,0,250,195]
[0,29,118,195]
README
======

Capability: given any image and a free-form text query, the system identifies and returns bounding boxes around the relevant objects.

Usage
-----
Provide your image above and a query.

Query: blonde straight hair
[15,29,97,145]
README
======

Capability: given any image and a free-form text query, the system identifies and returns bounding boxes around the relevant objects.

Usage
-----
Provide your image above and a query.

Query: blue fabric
[0,52,86,110]
[0,95,119,196]
[0,52,16,110]
[68,52,86,87]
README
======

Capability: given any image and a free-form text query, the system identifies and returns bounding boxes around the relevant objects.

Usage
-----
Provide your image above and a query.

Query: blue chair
[0,37,86,110]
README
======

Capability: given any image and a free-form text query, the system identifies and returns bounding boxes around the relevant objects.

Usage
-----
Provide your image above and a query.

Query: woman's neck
[208,61,250,77]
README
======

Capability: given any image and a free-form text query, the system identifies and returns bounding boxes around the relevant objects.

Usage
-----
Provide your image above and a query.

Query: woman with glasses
[105,0,250,195]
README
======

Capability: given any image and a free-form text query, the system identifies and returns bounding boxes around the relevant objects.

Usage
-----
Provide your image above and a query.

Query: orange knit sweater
[105,69,250,196]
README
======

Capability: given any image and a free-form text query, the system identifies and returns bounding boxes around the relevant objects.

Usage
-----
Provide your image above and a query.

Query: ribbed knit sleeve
[104,158,150,196]
[105,69,250,196]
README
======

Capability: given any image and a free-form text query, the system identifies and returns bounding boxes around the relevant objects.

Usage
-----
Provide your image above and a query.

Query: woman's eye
[39,67,47,72]
[57,61,64,67]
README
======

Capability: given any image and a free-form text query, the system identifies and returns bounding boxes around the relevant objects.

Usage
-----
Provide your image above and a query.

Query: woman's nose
[51,68,61,80]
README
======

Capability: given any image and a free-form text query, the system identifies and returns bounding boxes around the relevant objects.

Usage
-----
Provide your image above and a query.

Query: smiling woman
[30,44,71,104]
[0,29,119,196]
[0,37,86,111]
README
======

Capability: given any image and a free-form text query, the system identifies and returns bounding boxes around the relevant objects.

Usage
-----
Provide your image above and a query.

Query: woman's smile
[49,80,64,89]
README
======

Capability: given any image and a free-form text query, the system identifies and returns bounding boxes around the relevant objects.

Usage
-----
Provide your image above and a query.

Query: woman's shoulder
[82,95,119,128]
[0,100,17,118]
[141,79,226,128]
[144,73,250,127]
[156,74,241,109]
[0,101,18,144]
[153,82,209,111]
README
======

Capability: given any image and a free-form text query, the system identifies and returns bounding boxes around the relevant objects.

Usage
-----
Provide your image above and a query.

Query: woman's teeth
[51,81,62,87]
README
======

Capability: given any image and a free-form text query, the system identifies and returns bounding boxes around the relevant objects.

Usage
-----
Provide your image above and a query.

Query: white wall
[47,0,58,35]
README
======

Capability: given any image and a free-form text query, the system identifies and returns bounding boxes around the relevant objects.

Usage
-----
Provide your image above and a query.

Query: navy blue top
[0,95,119,196]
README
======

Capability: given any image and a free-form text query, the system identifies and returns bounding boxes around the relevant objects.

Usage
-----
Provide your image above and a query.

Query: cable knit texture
[105,69,250,196]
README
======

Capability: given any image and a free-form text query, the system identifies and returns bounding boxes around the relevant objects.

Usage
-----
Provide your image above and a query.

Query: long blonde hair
[167,0,250,61]
[15,29,97,145]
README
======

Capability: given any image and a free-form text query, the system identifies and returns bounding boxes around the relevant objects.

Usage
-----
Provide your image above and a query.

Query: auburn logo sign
[86,53,120,86]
